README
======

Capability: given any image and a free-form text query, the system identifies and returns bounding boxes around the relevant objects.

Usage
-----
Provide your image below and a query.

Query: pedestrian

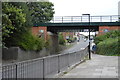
[92,44,97,54]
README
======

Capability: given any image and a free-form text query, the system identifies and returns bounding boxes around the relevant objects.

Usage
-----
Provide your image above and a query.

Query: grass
[63,71,68,74]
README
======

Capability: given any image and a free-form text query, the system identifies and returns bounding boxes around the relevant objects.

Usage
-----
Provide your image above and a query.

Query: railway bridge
[33,15,120,54]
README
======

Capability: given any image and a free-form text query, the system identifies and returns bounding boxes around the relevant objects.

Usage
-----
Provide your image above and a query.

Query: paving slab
[61,54,118,78]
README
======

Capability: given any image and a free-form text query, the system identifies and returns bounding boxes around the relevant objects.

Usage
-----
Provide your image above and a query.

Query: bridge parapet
[50,15,120,23]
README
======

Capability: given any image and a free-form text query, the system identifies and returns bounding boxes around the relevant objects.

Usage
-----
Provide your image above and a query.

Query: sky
[49,0,120,16]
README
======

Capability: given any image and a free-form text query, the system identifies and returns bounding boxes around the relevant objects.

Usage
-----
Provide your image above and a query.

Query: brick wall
[32,26,47,40]
[98,26,120,35]
[62,32,75,40]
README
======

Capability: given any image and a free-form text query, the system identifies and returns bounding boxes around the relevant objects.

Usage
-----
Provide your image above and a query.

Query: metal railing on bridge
[2,46,88,79]
[50,15,120,23]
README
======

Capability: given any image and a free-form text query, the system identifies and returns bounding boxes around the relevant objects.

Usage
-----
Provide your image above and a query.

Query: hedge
[96,38,119,55]
[94,30,120,56]
[18,31,45,51]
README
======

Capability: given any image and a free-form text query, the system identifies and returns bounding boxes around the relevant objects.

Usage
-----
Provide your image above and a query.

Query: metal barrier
[2,46,88,79]
[51,15,120,23]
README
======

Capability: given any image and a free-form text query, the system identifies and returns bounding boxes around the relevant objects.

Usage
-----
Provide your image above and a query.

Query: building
[32,26,48,40]
[98,26,120,36]
[32,25,120,40]
[32,26,76,42]
[62,32,75,40]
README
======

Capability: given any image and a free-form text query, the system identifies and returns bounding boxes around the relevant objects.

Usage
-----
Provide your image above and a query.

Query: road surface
[61,38,89,54]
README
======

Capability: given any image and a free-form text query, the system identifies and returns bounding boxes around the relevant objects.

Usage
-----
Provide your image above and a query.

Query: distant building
[62,32,75,40]
[32,27,76,42]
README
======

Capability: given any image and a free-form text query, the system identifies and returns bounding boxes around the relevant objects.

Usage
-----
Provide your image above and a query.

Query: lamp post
[82,14,91,59]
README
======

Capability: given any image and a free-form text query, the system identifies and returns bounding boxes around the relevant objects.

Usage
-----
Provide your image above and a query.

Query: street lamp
[82,14,91,59]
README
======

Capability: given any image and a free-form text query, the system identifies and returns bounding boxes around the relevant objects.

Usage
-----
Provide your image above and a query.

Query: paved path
[61,54,118,78]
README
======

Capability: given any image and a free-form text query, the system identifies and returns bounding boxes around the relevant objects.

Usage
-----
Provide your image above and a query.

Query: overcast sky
[49,0,120,16]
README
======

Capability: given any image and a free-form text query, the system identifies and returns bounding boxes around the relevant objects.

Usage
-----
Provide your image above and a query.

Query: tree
[9,2,33,28]
[2,2,55,50]
[0,2,2,48]
[28,2,54,24]
[2,2,26,47]
[2,2,26,41]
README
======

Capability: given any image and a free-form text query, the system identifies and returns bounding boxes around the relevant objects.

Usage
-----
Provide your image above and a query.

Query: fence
[51,15,120,23]
[2,46,88,79]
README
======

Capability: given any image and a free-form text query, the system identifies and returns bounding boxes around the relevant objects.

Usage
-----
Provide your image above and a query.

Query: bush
[94,35,107,44]
[58,34,65,45]
[94,30,120,45]
[44,39,51,49]
[18,31,45,51]
[94,30,120,56]
[96,38,119,55]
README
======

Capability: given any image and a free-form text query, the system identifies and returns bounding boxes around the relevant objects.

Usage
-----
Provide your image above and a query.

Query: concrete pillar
[49,32,59,54]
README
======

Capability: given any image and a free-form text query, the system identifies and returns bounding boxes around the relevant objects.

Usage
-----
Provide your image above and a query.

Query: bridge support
[49,32,59,54]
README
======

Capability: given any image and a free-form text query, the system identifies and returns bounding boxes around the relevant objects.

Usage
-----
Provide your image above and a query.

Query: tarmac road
[61,38,89,54]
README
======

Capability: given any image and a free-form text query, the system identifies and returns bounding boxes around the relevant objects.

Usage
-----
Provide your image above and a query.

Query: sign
[103,29,109,33]
[39,30,44,33]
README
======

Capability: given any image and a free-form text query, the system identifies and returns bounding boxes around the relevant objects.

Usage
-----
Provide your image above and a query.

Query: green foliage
[94,30,120,45]
[28,2,54,24]
[58,33,65,45]
[2,2,26,40]
[94,35,107,45]
[94,30,120,56]
[2,13,14,37]
[4,30,45,51]
[44,40,51,49]
[96,38,119,55]
[2,2,54,51]
[18,31,45,51]
[9,2,33,27]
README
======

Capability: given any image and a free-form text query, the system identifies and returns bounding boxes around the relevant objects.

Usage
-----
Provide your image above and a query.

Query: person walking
[92,43,97,54]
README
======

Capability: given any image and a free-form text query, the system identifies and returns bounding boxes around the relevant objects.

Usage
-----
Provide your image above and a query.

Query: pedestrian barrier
[51,15,120,23]
[2,46,88,79]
